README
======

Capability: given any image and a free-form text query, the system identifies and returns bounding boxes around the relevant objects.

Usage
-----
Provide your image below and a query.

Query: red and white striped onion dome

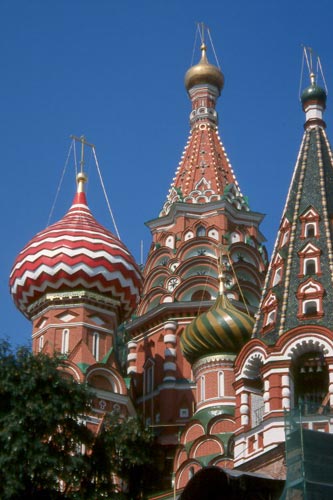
[9,173,142,320]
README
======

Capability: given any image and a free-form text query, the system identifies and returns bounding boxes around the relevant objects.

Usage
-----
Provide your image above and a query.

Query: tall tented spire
[127,32,267,473]
[253,73,333,342]
[160,38,248,217]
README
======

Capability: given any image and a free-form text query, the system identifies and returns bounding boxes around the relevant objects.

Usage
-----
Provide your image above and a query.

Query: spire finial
[198,21,206,46]
[310,72,316,86]
[300,48,327,129]
[70,135,95,193]
[217,244,229,296]
[185,24,224,94]
[300,46,328,95]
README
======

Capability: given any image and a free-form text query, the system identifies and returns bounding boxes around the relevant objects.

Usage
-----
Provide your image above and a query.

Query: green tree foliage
[0,341,156,500]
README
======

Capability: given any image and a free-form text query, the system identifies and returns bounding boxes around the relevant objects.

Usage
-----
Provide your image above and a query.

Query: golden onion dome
[180,293,254,364]
[185,43,224,94]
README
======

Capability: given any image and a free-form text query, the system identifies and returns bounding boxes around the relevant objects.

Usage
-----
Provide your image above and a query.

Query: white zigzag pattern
[12,247,139,278]
[18,232,129,255]
[11,262,139,297]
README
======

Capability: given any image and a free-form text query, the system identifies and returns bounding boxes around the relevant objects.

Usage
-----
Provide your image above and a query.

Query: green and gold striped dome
[180,293,254,364]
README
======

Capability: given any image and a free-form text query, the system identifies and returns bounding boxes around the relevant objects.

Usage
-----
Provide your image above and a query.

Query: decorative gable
[296,278,324,319]
[300,206,320,239]
[278,217,291,247]
[298,243,322,277]
[261,292,278,332]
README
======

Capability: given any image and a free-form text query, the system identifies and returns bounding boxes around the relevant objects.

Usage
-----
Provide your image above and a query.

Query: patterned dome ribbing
[180,293,254,364]
[10,177,142,321]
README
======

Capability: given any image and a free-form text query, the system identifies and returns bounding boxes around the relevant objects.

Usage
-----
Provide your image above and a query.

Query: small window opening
[305,259,316,275]
[266,310,276,325]
[196,226,206,237]
[272,268,282,286]
[61,329,69,354]
[304,300,318,316]
[306,224,315,237]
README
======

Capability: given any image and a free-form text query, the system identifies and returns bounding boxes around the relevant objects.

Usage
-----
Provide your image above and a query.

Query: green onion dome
[180,293,254,364]
[301,73,326,106]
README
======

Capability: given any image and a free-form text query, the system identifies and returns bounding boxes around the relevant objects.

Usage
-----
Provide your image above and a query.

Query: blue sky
[2,0,333,346]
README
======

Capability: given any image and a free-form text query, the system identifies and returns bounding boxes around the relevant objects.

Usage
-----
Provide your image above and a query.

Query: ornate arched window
[261,293,278,332]
[300,206,320,239]
[298,243,321,277]
[278,217,291,248]
[296,279,324,319]
[272,267,282,286]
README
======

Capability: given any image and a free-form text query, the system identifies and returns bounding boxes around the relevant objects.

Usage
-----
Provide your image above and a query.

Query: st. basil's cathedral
[9,31,333,499]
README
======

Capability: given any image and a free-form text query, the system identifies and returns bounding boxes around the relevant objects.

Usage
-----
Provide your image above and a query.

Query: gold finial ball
[76,172,88,184]
[184,44,224,94]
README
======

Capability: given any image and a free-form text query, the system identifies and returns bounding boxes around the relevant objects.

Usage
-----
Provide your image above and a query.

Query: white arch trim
[240,349,267,379]
[183,423,205,444]
[282,333,333,360]
[87,367,124,394]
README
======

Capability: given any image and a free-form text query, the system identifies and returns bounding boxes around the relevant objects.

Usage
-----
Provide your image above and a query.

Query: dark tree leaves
[0,341,157,500]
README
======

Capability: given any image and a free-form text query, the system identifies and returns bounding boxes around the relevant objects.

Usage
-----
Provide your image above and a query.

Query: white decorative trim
[163,362,176,371]
[164,334,177,344]
[240,350,265,379]
[284,335,333,359]
[164,321,177,331]
[163,375,176,382]
[165,347,176,357]
[193,353,236,370]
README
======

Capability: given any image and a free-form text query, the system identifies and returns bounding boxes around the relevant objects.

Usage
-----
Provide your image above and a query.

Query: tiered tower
[126,38,267,481]
[173,249,254,489]
[233,72,333,477]
[10,166,142,426]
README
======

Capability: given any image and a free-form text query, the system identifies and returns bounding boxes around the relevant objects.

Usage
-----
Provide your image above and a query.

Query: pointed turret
[138,38,267,317]
[126,33,267,476]
[253,73,333,343]
[234,67,333,476]
[160,42,248,217]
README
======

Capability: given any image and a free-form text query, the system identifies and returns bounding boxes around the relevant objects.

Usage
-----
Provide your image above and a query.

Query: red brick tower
[126,37,267,481]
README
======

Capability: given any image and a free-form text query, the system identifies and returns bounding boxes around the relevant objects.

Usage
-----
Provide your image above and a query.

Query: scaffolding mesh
[282,403,333,499]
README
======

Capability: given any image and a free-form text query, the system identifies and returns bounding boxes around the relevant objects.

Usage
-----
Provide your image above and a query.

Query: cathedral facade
[9,36,333,499]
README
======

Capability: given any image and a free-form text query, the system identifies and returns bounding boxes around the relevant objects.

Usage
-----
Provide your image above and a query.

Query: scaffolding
[282,403,333,499]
